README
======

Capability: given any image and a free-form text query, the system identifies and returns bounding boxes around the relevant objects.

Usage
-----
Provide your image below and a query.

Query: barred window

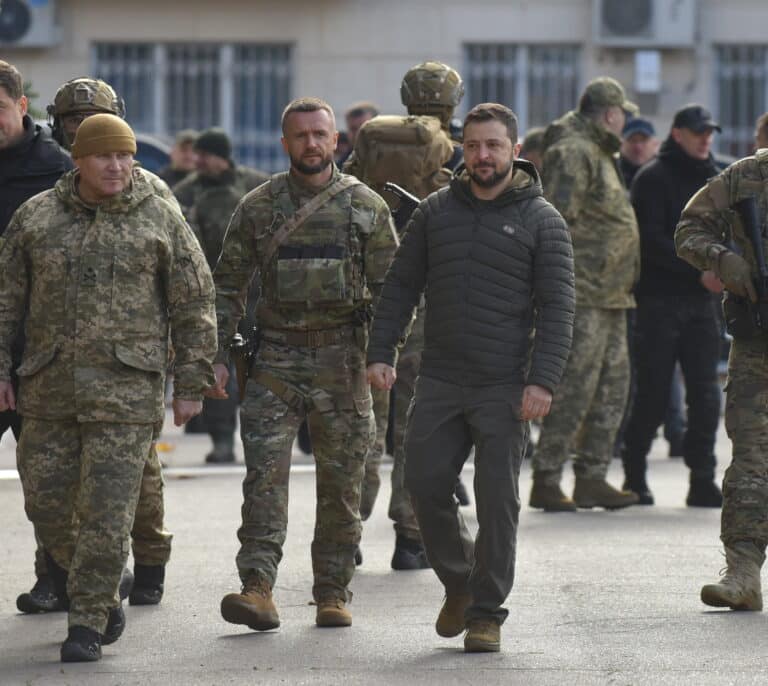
[93,42,292,172]
[715,46,768,158]
[464,44,580,135]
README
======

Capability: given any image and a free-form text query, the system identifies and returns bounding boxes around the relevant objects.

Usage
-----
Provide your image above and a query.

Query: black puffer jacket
[368,160,575,391]
[0,115,72,235]
[630,136,720,296]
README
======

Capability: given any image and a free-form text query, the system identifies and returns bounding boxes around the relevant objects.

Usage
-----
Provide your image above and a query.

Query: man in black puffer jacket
[622,104,725,507]
[0,60,72,441]
[367,103,575,653]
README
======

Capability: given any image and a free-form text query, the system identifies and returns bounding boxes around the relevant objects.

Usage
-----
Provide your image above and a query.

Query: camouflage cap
[48,77,125,117]
[579,77,638,117]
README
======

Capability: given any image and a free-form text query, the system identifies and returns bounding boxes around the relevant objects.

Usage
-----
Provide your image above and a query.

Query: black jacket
[368,160,575,391]
[630,137,719,297]
[0,115,72,236]
[0,116,72,369]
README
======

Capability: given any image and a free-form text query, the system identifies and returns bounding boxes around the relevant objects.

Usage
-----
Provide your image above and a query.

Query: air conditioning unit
[593,0,696,48]
[0,0,60,48]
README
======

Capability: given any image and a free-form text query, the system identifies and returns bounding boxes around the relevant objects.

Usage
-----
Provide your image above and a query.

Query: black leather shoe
[61,626,102,662]
[391,536,430,570]
[102,605,126,646]
[16,576,63,614]
[687,478,723,508]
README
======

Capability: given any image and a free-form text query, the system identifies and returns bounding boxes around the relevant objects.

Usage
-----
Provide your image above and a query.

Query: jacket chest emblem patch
[502,225,515,236]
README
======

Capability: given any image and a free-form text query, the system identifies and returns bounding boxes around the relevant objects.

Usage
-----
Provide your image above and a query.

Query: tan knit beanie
[71,113,137,158]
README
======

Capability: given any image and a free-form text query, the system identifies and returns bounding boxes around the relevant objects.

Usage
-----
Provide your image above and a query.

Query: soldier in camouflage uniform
[0,114,217,661]
[212,97,397,630]
[16,77,182,609]
[173,127,268,464]
[530,77,640,512]
[343,61,465,569]
[676,150,768,611]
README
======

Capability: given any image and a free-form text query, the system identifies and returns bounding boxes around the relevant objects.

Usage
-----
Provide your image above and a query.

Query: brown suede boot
[573,478,639,510]
[464,619,500,653]
[529,478,577,512]
[220,575,280,630]
[316,597,352,627]
[435,592,472,637]
[701,541,765,611]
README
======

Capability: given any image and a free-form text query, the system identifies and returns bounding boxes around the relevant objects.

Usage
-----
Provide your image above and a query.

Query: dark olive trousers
[404,376,528,624]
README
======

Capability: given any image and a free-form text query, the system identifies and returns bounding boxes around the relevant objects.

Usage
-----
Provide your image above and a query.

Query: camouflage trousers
[17,418,153,633]
[237,337,374,601]
[388,350,422,540]
[359,350,421,540]
[360,386,389,520]
[721,336,768,549]
[32,441,172,577]
[534,307,629,484]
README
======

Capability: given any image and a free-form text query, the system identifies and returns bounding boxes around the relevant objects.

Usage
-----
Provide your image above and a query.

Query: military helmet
[47,77,126,148]
[48,77,125,118]
[400,61,464,111]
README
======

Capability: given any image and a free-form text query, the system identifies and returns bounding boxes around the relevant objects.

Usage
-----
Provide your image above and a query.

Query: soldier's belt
[260,327,355,348]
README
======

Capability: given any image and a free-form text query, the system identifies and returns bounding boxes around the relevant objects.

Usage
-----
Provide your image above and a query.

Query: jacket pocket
[16,347,58,377]
[114,341,167,373]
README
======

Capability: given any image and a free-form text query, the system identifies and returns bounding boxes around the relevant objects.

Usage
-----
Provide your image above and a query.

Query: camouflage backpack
[352,114,455,200]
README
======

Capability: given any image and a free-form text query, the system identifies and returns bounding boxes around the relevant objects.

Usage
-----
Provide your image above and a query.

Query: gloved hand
[717,251,758,303]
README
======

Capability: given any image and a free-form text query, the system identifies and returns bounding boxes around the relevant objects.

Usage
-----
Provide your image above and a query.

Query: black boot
[102,605,126,645]
[622,479,655,506]
[205,433,235,464]
[16,575,63,614]
[391,535,430,570]
[44,552,70,611]
[687,477,723,508]
[119,567,134,601]
[61,626,102,662]
[129,564,165,605]
[454,478,471,507]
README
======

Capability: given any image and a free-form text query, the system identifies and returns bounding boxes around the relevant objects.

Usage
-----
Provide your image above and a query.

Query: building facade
[3,0,767,170]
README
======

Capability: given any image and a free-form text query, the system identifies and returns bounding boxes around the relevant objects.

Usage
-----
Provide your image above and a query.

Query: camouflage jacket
[0,167,217,423]
[135,164,182,214]
[173,165,268,269]
[213,165,398,364]
[676,151,768,277]
[542,111,639,309]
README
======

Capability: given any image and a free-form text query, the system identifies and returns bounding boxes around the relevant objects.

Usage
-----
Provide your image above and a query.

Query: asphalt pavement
[0,414,765,686]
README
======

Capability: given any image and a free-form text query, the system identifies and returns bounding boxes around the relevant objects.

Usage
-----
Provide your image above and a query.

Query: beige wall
[4,0,768,134]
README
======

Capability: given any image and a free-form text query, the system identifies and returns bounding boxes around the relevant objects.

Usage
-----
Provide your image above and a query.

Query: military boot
[464,619,501,653]
[61,626,102,663]
[16,575,63,614]
[622,479,655,506]
[205,433,235,464]
[220,575,280,630]
[102,605,126,645]
[435,592,472,637]
[44,552,70,611]
[129,564,165,606]
[686,477,723,508]
[391,535,430,570]
[315,597,352,627]
[701,541,765,611]
[573,478,639,510]
[529,477,577,512]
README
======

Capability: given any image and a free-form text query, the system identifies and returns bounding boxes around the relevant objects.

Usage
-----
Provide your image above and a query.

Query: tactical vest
[354,115,454,199]
[262,172,369,309]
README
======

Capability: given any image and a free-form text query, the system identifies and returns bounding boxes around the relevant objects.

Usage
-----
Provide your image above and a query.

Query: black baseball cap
[622,117,655,138]
[672,105,721,134]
